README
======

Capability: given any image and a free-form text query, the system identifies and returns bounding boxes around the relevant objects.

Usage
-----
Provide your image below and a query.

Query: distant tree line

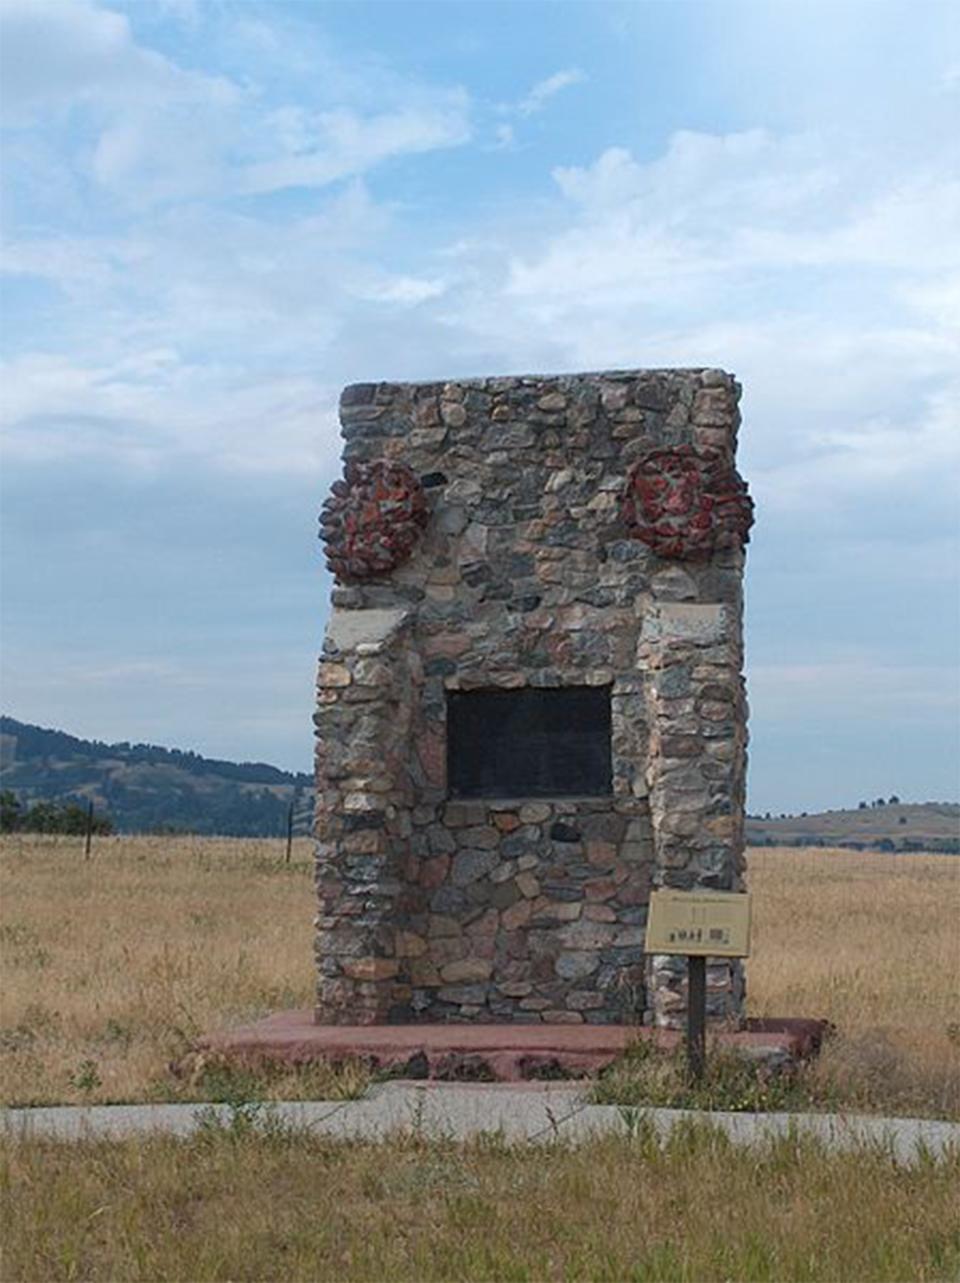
[749,833,959,854]
[747,796,904,820]
[0,790,112,836]
[0,717,311,787]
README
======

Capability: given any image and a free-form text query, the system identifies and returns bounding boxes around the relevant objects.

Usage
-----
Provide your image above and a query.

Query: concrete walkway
[5,1083,959,1162]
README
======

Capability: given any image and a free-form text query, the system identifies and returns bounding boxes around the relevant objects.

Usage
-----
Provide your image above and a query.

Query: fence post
[84,799,95,860]
[285,801,294,863]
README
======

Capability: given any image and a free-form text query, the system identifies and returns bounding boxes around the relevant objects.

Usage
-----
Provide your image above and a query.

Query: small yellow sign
[645,889,751,958]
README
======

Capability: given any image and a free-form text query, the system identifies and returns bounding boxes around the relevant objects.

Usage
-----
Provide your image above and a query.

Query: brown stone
[395,932,427,958]
[497,980,533,997]
[317,663,351,688]
[617,870,651,904]
[341,958,398,981]
[706,815,735,837]
[566,990,606,1010]
[515,872,540,899]
[441,402,467,428]
[428,915,462,937]
[586,840,618,868]
[440,958,493,983]
[493,812,522,832]
[585,878,616,901]
[467,908,500,936]
[420,855,450,890]
[429,937,467,966]
[424,632,470,658]
[584,904,617,922]
[417,730,446,787]
[501,899,533,931]
[531,899,582,924]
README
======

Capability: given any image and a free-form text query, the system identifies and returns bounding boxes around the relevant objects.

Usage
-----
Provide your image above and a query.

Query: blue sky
[2,0,958,811]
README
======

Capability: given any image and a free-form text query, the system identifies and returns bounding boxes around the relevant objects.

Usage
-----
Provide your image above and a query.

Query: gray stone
[555,951,600,980]
[325,607,410,651]
[450,848,499,887]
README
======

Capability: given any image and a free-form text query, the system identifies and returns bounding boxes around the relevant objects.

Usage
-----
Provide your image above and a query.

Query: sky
[1,0,958,813]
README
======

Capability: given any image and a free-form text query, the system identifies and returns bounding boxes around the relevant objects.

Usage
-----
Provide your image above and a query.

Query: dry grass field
[747,846,960,1118]
[0,834,958,1115]
[4,1125,958,1283]
[2,834,959,1283]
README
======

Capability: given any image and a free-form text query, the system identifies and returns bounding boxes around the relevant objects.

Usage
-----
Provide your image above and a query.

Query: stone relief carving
[622,445,754,559]
[320,460,428,580]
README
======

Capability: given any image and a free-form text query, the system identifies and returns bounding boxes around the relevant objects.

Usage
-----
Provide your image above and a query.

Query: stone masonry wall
[315,369,750,1027]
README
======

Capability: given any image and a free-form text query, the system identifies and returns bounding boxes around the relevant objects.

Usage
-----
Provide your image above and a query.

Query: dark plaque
[447,687,612,799]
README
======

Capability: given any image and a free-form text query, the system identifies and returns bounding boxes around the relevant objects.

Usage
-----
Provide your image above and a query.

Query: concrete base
[199,1012,827,1082]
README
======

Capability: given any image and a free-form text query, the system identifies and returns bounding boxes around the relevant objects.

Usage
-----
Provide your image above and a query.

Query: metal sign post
[645,889,752,1083]
[686,954,707,1081]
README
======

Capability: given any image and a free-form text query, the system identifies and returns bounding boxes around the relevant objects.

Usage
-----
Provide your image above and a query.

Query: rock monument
[314,369,753,1027]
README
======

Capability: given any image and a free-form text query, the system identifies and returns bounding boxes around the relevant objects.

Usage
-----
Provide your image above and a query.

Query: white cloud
[489,123,516,151]
[0,0,236,119]
[352,275,448,305]
[517,68,586,116]
[750,661,958,721]
[0,0,471,205]
[237,100,471,196]
[0,349,340,475]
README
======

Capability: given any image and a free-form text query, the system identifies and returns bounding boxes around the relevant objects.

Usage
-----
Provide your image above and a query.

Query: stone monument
[314,369,753,1027]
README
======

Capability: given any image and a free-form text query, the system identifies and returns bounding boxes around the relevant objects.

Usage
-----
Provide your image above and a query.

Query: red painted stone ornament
[622,446,754,559]
[320,460,428,580]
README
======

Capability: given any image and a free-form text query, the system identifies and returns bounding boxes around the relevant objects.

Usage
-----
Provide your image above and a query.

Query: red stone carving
[622,446,754,558]
[320,460,428,580]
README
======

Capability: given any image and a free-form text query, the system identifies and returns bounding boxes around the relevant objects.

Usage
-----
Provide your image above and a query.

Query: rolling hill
[746,803,959,853]
[3,714,956,850]
[0,717,313,838]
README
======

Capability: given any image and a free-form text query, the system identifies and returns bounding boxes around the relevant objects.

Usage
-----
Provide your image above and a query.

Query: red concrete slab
[199,1011,828,1082]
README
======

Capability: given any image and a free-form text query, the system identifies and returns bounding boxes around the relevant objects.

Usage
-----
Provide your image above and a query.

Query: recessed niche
[446,686,612,799]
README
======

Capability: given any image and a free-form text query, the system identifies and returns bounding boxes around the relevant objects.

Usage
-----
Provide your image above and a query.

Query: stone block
[325,607,410,652]
[341,958,398,981]
[451,848,499,887]
[555,951,600,980]
[515,872,540,899]
[501,898,533,931]
[395,932,427,958]
[531,899,582,924]
[642,604,731,647]
[438,984,488,1005]
[440,958,493,983]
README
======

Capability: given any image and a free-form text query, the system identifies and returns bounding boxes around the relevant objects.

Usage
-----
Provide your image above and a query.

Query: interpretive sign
[645,889,752,1081]
[645,889,751,958]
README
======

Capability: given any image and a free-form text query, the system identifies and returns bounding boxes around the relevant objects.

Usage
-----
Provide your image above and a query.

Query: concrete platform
[198,1011,828,1081]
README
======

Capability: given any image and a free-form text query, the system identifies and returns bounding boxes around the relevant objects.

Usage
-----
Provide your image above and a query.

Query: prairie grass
[0,833,343,1106]
[2,1124,958,1283]
[747,846,960,1119]
[1,835,958,1114]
